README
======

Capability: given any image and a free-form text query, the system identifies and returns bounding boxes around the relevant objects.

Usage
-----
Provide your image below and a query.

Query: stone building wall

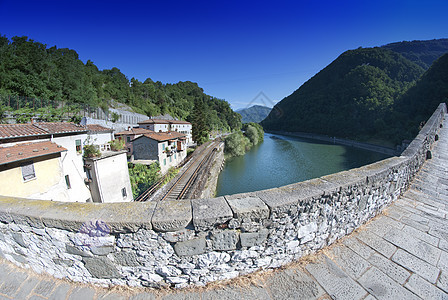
[0,103,446,288]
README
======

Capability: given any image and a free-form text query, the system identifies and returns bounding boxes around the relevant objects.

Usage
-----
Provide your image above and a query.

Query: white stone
[286,240,300,252]
[297,222,318,239]
[156,266,182,277]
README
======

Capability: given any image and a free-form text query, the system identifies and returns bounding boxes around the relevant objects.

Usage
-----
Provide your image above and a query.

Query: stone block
[367,253,411,284]
[82,256,121,279]
[152,200,192,232]
[96,201,156,233]
[358,267,420,300]
[174,238,206,256]
[328,245,371,279]
[114,251,140,266]
[225,196,269,221]
[0,270,29,297]
[90,245,114,256]
[305,255,366,300]
[211,230,239,251]
[66,244,91,257]
[257,191,299,216]
[405,274,447,299]
[392,249,440,283]
[12,232,27,248]
[68,287,96,300]
[266,269,325,300]
[383,227,441,265]
[192,197,233,231]
[240,229,269,247]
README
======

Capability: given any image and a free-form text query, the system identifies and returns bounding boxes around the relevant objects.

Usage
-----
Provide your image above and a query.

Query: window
[122,187,127,198]
[174,154,176,159]
[162,143,165,150]
[65,175,71,189]
[21,161,35,181]
[169,156,172,163]
[126,136,131,143]
[163,158,166,166]
[75,139,82,154]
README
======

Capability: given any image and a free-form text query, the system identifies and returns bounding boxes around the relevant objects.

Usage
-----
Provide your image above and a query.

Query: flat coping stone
[192,197,233,231]
[225,196,269,221]
[97,201,156,233]
[152,200,192,232]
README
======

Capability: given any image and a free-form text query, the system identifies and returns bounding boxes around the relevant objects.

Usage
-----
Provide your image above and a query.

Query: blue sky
[1,0,447,110]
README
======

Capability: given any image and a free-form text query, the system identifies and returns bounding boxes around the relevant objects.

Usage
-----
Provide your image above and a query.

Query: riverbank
[267,130,399,156]
[200,142,225,198]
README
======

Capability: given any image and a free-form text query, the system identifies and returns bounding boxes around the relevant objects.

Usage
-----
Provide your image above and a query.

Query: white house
[132,131,187,173]
[138,119,192,145]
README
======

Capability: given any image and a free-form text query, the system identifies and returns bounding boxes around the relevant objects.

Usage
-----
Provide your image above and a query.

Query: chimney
[128,126,131,131]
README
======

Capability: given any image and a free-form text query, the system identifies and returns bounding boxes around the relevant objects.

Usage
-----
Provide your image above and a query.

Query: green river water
[216,133,390,196]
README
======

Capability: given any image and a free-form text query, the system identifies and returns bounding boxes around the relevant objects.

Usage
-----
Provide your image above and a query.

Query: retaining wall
[0,104,446,288]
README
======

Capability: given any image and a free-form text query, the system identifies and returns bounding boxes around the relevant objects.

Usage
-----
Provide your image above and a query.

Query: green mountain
[391,53,448,141]
[262,39,448,145]
[382,39,448,69]
[237,105,272,123]
[262,47,425,140]
[0,35,241,132]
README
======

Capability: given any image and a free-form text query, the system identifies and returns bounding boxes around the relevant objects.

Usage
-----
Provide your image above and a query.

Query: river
[216,133,390,196]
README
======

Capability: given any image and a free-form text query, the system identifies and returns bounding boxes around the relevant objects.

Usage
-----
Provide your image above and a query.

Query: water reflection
[216,133,389,196]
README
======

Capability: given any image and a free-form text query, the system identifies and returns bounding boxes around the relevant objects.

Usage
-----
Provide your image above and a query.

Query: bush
[224,132,249,157]
[109,139,125,151]
[128,162,161,198]
[83,144,101,158]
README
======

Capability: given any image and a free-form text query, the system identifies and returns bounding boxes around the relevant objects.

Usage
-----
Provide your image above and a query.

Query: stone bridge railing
[0,103,446,288]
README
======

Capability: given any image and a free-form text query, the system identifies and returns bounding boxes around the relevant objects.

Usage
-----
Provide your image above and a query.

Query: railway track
[134,140,221,202]
[159,140,220,201]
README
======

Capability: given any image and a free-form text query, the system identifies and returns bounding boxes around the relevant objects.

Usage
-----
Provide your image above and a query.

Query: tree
[191,98,210,145]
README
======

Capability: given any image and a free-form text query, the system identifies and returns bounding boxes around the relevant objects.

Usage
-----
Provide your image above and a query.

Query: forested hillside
[382,39,448,69]
[237,105,271,123]
[262,39,448,146]
[262,47,425,141]
[0,35,241,132]
[392,53,448,141]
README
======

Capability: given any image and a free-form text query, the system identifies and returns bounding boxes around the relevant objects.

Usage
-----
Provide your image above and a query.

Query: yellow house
[0,141,68,200]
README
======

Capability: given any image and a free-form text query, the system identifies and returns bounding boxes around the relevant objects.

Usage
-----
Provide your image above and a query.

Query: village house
[0,141,70,201]
[0,122,132,203]
[137,119,192,145]
[132,131,187,173]
[114,127,153,158]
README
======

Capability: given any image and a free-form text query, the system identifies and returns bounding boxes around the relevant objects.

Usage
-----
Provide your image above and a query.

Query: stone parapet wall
[0,103,446,288]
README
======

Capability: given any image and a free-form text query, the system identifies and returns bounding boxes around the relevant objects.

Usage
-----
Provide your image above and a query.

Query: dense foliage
[0,35,241,133]
[224,123,264,157]
[128,162,161,198]
[391,53,448,141]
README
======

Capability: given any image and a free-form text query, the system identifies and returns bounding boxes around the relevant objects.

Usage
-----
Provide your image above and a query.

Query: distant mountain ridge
[382,38,448,69]
[262,38,448,145]
[237,105,271,123]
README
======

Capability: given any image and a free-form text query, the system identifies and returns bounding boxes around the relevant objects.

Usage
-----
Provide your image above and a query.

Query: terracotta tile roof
[0,141,67,165]
[140,131,186,142]
[0,122,87,140]
[138,119,191,125]
[138,119,170,125]
[0,124,49,139]
[33,122,87,134]
[115,128,154,136]
[86,124,113,133]
[168,120,191,125]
